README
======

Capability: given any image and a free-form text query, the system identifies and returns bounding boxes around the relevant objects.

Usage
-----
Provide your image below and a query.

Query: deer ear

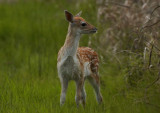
[75,11,82,17]
[64,10,73,23]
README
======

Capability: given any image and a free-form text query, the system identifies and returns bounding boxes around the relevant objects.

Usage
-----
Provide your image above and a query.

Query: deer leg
[60,79,68,106]
[81,85,86,107]
[75,78,84,107]
[88,74,103,104]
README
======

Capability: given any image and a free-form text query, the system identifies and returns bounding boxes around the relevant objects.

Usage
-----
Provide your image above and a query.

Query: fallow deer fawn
[57,10,103,107]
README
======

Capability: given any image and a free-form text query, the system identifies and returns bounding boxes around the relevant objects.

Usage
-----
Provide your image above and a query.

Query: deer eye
[81,22,87,26]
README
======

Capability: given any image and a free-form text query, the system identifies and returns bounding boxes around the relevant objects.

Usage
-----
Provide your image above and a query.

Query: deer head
[64,10,97,34]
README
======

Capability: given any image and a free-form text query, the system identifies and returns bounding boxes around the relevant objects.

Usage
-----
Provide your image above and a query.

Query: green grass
[0,1,159,113]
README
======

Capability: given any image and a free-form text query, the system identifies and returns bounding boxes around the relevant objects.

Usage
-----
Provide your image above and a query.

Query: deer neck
[63,24,81,57]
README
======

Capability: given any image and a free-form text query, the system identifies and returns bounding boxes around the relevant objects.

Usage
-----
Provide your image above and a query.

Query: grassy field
[0,1,159,113]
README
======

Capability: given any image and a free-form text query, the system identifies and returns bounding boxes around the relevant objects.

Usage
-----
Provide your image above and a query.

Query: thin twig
[148,43,154,68]
[142,19,160,30]
[105,1,130,8]
[115,50,139,55]
[144,38,160,51]
[141,5,160,31]
[150,5,160,16]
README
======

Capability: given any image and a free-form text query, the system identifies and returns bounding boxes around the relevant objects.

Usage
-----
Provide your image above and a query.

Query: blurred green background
[0,0,159,113]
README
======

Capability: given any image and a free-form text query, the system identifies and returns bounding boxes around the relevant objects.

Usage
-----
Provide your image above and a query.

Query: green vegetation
[0,1,159,113]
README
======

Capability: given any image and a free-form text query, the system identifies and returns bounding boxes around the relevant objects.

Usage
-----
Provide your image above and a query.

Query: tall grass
[0,0,159,113]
